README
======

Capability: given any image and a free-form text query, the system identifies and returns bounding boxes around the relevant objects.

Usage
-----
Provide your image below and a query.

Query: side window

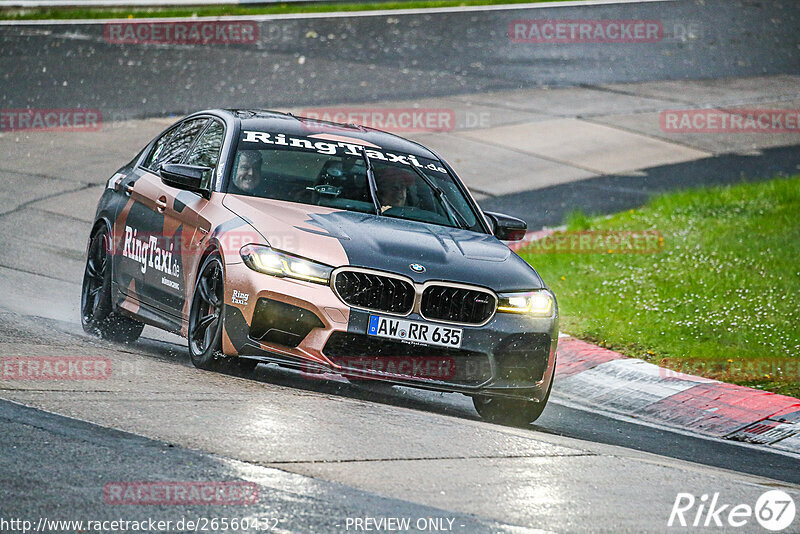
[151,118,208,171]
[184,120,225,188]
[143,128,176,170]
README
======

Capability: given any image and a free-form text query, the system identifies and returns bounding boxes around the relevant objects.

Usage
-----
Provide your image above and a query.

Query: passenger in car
[375,167,416,213]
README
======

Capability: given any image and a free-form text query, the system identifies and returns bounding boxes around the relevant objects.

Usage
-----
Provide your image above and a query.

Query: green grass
[520,176,800,397]
[2,0,572,21]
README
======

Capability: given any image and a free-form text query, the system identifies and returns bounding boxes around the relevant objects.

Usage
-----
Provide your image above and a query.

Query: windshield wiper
[360,148,469,229]
[358,148,382,216]
[404,164,470,229]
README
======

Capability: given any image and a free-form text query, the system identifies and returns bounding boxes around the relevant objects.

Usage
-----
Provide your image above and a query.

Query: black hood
[306,211,544,292]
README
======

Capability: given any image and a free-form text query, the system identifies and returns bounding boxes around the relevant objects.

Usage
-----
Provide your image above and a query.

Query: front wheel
[81,226,144,343]
[188,253,226,370]
[473,375,553,426]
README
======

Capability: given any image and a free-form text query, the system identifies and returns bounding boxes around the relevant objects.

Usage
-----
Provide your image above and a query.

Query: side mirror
[484,211,527,241]
[160,164,210,196]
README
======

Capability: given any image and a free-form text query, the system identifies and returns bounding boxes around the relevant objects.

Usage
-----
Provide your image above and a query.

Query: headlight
[240,244,333,284]
[497,290,554,316]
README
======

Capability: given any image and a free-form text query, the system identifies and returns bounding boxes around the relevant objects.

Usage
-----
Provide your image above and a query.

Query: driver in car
[374,167,415,213]
[230,150,264,195]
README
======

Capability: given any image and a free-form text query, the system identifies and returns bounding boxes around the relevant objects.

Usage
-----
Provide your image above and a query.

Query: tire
[81,225,144,343]
[188,253,226,370]
[473,376,553,426]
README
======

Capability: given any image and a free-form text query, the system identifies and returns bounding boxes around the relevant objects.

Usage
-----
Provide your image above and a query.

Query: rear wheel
[81,226,144,343]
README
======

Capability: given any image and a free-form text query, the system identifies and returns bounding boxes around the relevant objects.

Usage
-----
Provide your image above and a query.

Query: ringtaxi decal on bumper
[231,290,249,305]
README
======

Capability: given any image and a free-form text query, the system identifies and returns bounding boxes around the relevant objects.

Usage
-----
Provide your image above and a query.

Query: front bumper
[221,261,558,401]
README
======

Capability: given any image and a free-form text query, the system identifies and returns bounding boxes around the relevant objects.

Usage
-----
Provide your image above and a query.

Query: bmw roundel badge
[409,263,425,273]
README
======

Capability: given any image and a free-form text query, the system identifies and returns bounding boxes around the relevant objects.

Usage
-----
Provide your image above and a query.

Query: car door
[114,117,209,316]
[112,123,178,304]
[155,118,227,319]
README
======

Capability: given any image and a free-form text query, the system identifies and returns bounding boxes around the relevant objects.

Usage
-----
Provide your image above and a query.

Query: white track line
[552,394,800,464]
[0,0,675,26]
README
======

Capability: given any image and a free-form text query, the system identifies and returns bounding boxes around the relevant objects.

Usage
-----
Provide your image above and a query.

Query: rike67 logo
[669,490,796,531]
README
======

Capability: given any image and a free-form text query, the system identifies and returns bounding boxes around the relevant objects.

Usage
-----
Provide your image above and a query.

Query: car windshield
[229,130,482,231]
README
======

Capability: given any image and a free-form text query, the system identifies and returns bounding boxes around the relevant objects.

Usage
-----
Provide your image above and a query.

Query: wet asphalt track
[1,0,800,531]
[2,311,800,532]
[1,0,799,120]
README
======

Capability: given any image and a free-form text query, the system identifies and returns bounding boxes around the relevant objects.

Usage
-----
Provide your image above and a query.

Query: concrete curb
[554,336,800,453]
[508,231,800,453]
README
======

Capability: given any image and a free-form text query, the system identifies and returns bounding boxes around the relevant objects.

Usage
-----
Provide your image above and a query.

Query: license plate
[367,315,462,348]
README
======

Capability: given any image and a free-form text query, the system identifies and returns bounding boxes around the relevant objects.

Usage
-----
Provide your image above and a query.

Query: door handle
[156,196,168,213]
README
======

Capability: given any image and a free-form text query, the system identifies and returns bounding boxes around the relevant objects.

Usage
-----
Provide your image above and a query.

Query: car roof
[202,109,441,160]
